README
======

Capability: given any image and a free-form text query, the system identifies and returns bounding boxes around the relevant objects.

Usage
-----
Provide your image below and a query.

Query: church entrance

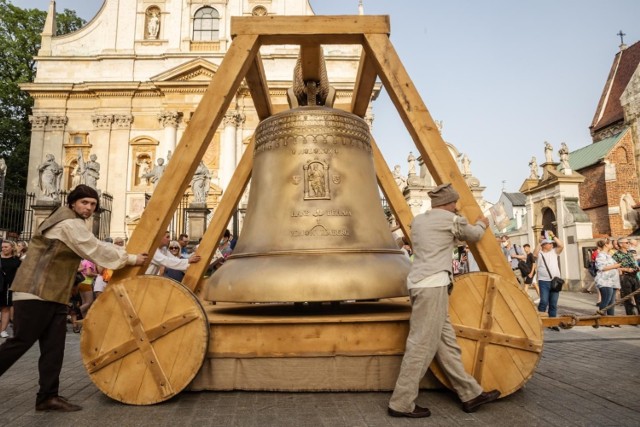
[541,207,557,236]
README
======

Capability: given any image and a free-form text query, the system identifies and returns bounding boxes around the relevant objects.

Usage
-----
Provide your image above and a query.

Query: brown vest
[12,207,82,304]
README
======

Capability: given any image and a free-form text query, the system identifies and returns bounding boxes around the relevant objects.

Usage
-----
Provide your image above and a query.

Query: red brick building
[572,40,640,237]
[571,129,639,237]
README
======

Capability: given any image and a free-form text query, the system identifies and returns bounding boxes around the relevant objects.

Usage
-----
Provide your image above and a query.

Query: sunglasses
[169,246,180,250]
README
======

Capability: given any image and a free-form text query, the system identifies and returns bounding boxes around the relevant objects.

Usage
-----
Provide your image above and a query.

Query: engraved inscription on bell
[205,106,410,303]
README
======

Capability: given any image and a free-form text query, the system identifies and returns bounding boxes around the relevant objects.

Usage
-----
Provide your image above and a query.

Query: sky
[14,0,640,202]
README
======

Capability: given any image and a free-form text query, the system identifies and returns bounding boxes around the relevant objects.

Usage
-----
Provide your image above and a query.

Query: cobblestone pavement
[1,290,639,426]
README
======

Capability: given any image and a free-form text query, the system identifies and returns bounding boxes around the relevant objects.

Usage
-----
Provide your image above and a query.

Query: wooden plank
[351,50,378,117]
[371,137,413,245]
[208,322,409,358]
[542,315,640,327]
[112,283,174,398]
[454,325,542,353]
[471,275,498,379]
[231,15,390,38]
[111,34,261,283]
[300,44,323,82]
[244,51,273,121]
[85,309,200,374]
[363,33,511,278]
[183,137,255,293]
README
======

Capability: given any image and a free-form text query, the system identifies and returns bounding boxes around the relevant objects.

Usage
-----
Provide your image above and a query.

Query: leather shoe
[35,396,82,412]
[388,405,431,418]
[462,390,500,413]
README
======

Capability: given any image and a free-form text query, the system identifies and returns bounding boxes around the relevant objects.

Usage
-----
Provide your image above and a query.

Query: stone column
[158,111,182,157]
[27,115,48,194]
[220,112,241,189]
[109,115,133,238]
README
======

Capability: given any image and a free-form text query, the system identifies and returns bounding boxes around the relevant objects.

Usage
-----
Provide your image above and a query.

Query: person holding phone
[533,231,564,330]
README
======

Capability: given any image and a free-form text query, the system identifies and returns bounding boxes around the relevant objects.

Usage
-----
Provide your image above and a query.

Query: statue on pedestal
[558,142,570,171]
[528,156,539,180]
[136,157,152,186]
[38,154,62,201]
[544,141,554,163]
[460,154,471,176]
[392,165,407,190]
[190,161,211,204]
[83,154,100,191]
[147,11,160,39]
[407,152,416,175]
[71,162,83,189]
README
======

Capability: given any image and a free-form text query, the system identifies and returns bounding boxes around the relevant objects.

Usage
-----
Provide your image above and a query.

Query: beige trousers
[389,286,482,412]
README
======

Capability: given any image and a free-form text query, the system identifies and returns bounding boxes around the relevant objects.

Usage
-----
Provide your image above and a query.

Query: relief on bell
[204,106,410,303]
[303,160,330,200]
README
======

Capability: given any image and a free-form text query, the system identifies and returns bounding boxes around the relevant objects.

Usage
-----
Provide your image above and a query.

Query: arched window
[193,7,220,41]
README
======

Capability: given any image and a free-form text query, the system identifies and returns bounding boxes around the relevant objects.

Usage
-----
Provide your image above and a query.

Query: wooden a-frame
[111,15,514,292]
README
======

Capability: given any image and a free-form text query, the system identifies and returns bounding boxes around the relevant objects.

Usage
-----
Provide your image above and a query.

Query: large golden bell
[204,106,410,302]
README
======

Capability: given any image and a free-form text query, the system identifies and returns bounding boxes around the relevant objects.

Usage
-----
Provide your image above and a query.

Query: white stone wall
[26,0,364,238]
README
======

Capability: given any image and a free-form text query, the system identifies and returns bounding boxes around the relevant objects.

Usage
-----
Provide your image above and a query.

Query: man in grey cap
[388,183,500,418]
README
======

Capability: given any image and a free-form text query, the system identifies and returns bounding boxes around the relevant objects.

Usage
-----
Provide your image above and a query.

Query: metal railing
[0,190,35,240]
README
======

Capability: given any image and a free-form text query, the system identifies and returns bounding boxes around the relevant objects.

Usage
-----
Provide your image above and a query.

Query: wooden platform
[188,299,444,391]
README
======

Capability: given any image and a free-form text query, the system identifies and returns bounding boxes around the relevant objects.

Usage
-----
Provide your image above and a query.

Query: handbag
[513,245,531,276]
[540,252,563,292]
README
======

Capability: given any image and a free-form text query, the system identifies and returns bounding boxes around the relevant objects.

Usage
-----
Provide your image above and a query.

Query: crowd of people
[590,236,640,323]
[1,180,638,416]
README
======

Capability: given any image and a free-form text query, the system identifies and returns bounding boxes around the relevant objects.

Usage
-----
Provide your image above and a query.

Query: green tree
[0,0,85,191]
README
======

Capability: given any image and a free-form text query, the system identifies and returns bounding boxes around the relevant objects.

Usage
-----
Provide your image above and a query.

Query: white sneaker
[533,299,540,304]
[0,331,9,338]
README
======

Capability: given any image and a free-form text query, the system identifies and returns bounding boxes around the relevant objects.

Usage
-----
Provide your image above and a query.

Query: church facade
[22,0,369,238]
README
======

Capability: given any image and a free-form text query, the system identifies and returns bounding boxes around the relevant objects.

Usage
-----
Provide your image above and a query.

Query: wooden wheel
[430,272,543,397]
[81,276,209,405]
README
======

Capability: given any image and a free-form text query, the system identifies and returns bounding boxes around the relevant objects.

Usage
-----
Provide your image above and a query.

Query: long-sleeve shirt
[408,208,487,288]
[145,247,190,275]
[14,216,137,301]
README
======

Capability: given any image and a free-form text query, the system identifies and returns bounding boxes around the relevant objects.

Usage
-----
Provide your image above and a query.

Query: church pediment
[151,58,219,83]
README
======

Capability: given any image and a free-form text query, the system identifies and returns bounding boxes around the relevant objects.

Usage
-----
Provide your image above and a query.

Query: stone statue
[460,154,471,176]
[38,153,62,200]
[392,165,407,190]
[544,141,554,163]
[142,158,166,188]
[71,162,83,189]
[621,194,637,229]
[137,157,151,185]
[558,142,570,170]
[147,11,160,39]
[407,152,416,175]
[528,156,539,180]
[83,153,100,190]
[190,161,211,204]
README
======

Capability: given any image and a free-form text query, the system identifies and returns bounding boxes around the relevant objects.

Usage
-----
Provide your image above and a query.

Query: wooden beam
[244,52,273,121]
[300,44,323,82]
[371,137,413,245]
[111,34,261,283]
[363,33,512,279]
[183,138,255,293]
[351,50,378,117]
[231,15,390,38]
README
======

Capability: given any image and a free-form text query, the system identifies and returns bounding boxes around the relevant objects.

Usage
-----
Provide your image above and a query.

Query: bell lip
[204,253,411,303]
